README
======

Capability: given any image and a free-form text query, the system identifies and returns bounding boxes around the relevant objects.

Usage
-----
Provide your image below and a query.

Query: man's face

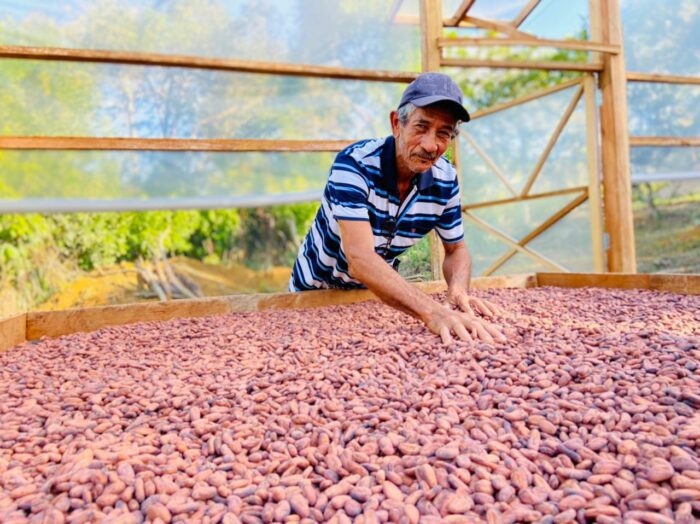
[391,104,458,176]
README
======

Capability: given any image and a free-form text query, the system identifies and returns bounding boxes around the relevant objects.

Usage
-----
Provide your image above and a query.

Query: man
[290,72,504,345]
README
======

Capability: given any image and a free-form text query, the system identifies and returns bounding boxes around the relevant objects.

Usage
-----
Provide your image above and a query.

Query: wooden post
[420,0,445,280]
[583,74,605,273]
[593,0,637,272]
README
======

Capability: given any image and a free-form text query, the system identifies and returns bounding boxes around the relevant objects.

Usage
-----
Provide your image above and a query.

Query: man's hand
[447,288,503,318]
[424,303,506,345]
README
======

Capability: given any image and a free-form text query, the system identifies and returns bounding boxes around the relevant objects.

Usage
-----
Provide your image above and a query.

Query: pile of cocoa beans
[0,286,698,524]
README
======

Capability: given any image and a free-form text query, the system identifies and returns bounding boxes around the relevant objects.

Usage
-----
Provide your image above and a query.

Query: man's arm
[442,240,502,318]
[339,220,503,344]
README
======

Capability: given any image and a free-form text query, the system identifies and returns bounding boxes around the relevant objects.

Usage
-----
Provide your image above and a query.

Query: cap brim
[411,95,470,123]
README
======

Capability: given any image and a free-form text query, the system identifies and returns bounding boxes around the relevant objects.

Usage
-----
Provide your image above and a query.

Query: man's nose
[420,131,439,154]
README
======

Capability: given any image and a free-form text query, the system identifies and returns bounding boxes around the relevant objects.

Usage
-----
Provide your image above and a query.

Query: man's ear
[390,111,400,138]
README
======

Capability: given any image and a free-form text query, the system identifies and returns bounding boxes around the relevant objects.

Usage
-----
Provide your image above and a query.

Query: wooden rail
[0,137,355,152]
[629,136,700,148]
[0,45,418,83]
[3,273,698,353]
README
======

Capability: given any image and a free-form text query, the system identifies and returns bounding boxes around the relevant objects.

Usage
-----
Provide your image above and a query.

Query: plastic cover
[0,0,421,72]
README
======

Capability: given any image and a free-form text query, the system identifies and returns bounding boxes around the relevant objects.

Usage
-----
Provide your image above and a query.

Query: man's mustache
[412,151,436,161]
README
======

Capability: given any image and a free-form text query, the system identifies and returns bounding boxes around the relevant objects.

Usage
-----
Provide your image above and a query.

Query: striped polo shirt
[289,136,464,291]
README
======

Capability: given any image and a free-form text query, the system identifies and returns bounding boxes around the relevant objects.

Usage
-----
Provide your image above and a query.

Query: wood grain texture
[626,72,700,85]
[23,276,542,341]
[441,58,602,72]
[0,314,26,353]
[0,45,418,83]
[0,137,355,152]
[438,37,619,54]
[537,273,700,295]
[629,136,700,147]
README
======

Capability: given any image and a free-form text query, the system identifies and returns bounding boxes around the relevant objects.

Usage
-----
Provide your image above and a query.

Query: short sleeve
[435,176,464,243]
[326,154,370,222]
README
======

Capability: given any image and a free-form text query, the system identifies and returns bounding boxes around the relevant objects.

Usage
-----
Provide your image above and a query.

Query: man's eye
[437,132,451,140]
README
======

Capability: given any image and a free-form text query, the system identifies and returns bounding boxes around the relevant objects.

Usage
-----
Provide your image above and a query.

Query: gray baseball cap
[398,72,470,122]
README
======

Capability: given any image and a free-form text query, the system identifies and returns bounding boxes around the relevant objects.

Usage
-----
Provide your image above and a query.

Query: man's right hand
[423,303,506,345]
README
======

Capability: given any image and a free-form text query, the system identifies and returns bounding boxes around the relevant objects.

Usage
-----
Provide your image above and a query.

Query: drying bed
[0,286,699,523]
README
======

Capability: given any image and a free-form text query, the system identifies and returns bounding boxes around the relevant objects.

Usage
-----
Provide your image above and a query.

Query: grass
[634,200,700,274]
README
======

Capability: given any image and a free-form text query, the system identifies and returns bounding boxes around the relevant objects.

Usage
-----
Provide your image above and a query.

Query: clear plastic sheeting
[530,100,588,194]
[631,147,700,179]
[0,0,421,72]
[466,199,595,276]
[519,0,588,40]
[459,85,581,198]
[628,83,700,138]
[622,0,700,76]
[526,200,594,272]
[0,150,336,200]
[0,60,403,139]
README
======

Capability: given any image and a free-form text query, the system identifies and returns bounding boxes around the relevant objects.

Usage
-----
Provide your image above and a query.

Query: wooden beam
[441,57,602,72]
[0,313,26,353]
[438,37,620,54]
[445,0,478,27]
[470,78,582,120]
[421,0,445,281]
[0,45,418,83]
[481,191,589,276]
[597,0,636,272]
[520,84,584,196]
[462,186,587,211]
[463,211,569,272]
[0,137,354,152]
[627,72,700,85]
[461,132,518,197]
[512,0,542,28]
[25,277,538,341]
[536,272,700,295]
[583,74,605,273]
[459,16,539,40]
[629,136,700,147]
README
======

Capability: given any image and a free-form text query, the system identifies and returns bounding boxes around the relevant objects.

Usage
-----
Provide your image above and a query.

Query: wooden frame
[512,0,542,28]
[0,137,355,152]
[627,72,700,85]
[0,45,418,83]
[438,37,620,55]
[441,58,602,72]
[629,137,700,147]
[3,272,697,353]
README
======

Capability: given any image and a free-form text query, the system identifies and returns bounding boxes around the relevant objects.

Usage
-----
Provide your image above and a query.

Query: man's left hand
[447,289,502,318]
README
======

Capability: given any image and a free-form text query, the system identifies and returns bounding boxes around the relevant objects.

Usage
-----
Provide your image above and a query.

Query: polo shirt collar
[380,136,434,195]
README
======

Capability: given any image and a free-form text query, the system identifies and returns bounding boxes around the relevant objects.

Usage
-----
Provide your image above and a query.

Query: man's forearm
[442,244,472,293]
[348,252,438,321]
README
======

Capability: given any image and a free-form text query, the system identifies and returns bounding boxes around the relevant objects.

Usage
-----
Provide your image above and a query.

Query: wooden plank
[441,57,603,72]
[0,137,355,152]
[513,0,542,28]
[520,85,584,196]
[438,37,619,54]
[536,272,700,295]
[470,78,582,120]
[462,186,587,211]
[445,0,478,27]
[30,278,554,341]
[481,191,589,276]
[583,74,605,273]
[0,313,26,353]
[629,136,700,147]
[463,211,568,272]
[0,45,418,83]
[597,0,636,272]
[627,72,700,86]
[461,132,518,196]
[421,0,444,280]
